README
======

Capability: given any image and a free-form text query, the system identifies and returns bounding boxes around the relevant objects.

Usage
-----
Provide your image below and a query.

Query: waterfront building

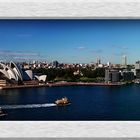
[135,61,140,79]
[135,61,140,69]
[122,71,134,81]
[105,70,111,82]
[136,69,140,79]
[105,69,120,83]
[111,70,120,82]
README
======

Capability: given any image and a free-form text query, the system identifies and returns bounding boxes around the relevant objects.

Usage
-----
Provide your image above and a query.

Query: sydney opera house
[0,61,47,85]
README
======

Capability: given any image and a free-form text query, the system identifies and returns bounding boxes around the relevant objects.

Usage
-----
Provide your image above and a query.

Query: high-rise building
[52,60,59,68]
[107,62,111,68]
[97,57,101,65]
[122,55,127,67]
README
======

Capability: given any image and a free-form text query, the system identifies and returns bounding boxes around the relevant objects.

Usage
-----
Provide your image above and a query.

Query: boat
[0,107,7,117]
[55,97,70,106]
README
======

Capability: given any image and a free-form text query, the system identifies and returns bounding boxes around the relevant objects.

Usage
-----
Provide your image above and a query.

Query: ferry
[55,97,70,106]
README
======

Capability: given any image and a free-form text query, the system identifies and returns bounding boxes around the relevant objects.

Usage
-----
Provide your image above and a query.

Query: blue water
[0,84,140,120]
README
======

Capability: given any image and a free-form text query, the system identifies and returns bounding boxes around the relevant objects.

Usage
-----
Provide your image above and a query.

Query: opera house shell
[10,61,23,81]
[23,70,33,80]
[0,62,19,81]
[35,75,47,82]
[0,61,47,83]
[0,61,32,82]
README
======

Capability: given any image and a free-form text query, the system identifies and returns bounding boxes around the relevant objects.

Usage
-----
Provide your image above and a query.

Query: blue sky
[0,20,140,64]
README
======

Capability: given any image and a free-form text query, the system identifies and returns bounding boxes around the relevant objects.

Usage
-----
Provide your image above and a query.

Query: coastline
[0,81,129,90]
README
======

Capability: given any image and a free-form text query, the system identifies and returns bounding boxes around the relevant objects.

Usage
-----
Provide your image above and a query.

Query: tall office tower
[107,62,111,68]
[52,60,59,68]
[122,55,127,68]
[97,57,101,65]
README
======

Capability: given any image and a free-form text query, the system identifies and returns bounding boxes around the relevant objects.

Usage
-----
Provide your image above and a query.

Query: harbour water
[0,84,140,120]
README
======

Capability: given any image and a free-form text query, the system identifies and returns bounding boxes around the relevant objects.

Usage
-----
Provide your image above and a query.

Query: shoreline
[0,81,130,90]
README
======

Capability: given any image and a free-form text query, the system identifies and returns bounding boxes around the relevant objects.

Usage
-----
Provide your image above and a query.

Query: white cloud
[0,50,41,61]
[75,46,87,50]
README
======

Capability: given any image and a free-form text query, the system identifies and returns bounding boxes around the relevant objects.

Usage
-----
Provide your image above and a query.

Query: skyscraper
[52,60,59,68]
[97,57,101,65]
[122,55,127,68]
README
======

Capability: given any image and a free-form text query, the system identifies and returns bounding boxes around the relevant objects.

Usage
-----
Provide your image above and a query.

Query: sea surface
[0,84,140,120]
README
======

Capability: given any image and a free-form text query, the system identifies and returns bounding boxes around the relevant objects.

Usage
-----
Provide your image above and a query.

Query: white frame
[0,0,140,138]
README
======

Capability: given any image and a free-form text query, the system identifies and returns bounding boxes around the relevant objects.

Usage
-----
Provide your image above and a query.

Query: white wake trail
[0,103,56,109]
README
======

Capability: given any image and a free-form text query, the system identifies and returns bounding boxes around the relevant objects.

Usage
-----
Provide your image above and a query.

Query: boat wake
[0,103,56,109]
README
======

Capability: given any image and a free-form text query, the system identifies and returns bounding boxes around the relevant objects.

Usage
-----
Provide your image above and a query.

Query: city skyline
[0,20,140,64]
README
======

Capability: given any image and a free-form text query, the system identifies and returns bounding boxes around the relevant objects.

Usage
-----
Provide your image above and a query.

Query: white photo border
[0,0,140,138]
